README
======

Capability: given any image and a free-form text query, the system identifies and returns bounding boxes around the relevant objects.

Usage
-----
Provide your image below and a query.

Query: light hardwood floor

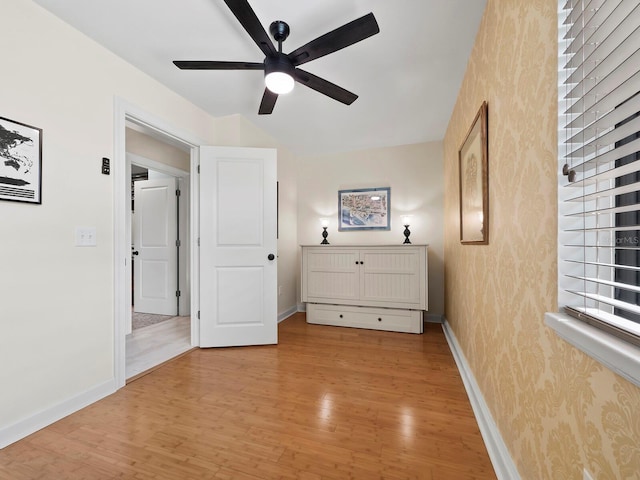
[126,315,191,380]
[0,313,496,480]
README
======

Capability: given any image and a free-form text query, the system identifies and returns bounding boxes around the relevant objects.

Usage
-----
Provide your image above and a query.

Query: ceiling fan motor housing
[264,53,295,78]
[269,21,290,43]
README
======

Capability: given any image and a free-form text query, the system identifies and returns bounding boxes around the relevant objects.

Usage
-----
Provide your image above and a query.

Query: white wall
[297,142,445,315]
[0,0,298,443]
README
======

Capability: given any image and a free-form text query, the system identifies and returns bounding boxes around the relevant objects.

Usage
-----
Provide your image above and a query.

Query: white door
[199,146,277,347]
[133,177,178,315]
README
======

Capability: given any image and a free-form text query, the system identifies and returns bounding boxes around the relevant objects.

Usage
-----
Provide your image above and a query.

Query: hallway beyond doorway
[132,311,174,330]
[126,316,191,380]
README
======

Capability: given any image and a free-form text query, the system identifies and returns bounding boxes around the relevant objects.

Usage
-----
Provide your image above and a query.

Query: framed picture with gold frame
[459,101,488,244]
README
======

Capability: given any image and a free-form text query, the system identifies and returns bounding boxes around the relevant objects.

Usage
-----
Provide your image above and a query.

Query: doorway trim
[114,97,203,388]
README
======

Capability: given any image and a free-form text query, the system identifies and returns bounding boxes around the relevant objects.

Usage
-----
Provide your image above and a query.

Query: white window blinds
[559,0,640,346]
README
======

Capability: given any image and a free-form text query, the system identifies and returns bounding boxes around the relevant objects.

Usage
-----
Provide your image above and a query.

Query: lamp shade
[319,218,329,228]
[401,215,412,226]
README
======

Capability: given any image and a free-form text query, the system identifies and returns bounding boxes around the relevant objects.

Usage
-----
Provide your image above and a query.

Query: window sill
[545,312,640,388]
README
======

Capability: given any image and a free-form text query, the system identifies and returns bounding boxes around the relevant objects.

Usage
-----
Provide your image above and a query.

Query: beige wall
[275,147,299,315]
[443,0,640,478]
[297,142,445,316]
[125,127,190,171]
[0,0,298,437]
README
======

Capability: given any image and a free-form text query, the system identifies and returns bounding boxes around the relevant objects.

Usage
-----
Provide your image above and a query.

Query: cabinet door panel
[360,249,422,307]
[305,249,360,301]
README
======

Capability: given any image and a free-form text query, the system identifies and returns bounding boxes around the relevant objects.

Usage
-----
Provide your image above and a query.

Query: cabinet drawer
[306,303,423,334]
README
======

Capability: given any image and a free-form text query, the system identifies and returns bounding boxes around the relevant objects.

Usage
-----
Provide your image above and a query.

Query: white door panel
[199,146,277,347]
[217,160,264,245]
[133,177,178,315]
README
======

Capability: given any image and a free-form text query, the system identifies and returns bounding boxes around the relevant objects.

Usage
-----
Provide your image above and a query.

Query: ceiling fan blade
[288,13,379,67]
[223,0,277,58]
[173,60,264,70]
[294,69,358,105]
[258,88,278,115]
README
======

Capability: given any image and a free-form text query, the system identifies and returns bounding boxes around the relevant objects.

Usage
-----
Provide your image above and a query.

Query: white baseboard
[278,305,299,323]
[442,320,520,480]
[425,313,444,323]
[0,379,116,449]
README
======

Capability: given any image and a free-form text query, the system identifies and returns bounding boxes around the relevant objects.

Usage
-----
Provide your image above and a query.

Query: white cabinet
[301,245,428,333]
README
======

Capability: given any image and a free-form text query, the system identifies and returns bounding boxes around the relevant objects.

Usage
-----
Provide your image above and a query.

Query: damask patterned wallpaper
[442,0,640,478]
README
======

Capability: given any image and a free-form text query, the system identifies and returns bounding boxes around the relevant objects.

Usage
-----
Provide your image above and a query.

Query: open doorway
[114,100,278,387]
[125,123,193,380]
[114,99,203,389]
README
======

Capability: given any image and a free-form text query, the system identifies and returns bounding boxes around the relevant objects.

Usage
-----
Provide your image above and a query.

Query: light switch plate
[75,227,97,247]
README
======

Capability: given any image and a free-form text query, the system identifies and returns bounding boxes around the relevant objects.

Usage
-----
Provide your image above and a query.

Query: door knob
[268,253,275,260]
[132,251,139,256]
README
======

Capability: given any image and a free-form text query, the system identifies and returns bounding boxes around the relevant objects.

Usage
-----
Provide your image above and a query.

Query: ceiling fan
[173,0,380,115]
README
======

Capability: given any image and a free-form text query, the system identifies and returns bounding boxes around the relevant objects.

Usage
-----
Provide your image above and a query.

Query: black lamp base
[403,225,411,244]
[321,227,329,245]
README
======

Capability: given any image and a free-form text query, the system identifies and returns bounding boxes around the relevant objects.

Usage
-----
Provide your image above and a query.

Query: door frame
[114,98,202,388]
[129,153,191,319]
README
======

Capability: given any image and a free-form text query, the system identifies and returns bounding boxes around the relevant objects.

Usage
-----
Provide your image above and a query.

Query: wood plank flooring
[0,313,496,480]
[126,315,191,380]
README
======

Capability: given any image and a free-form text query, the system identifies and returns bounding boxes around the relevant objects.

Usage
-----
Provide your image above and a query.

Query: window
[613,103,640,323]
[557,0,640,349]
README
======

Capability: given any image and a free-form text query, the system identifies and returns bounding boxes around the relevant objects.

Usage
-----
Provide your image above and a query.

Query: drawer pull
[339,314,343,318]
[378,317,382,322]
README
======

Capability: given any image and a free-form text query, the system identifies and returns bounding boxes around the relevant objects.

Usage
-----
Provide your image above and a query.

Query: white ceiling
[33,0,486,156]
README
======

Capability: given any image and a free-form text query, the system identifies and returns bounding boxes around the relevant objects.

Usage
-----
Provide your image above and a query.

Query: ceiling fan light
[264,54,295,95]
[265,71,294,94]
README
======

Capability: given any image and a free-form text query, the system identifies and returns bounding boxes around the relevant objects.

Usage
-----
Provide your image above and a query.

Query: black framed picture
[0,116,42,204]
